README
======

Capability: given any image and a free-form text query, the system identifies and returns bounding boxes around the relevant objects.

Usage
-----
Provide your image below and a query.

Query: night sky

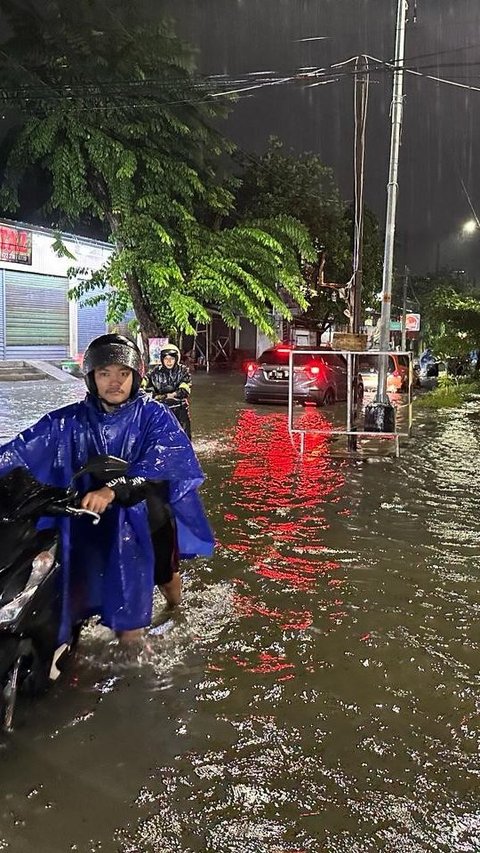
[161,0,480,278]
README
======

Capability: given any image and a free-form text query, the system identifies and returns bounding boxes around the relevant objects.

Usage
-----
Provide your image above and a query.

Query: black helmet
[83,334,144,397]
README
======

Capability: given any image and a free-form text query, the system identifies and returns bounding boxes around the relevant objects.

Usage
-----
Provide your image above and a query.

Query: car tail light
[276,347,293,354]
[305,361,326,381]
[246,362,258,378]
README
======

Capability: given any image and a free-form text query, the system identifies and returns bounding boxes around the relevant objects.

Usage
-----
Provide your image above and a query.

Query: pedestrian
[419,347,434,369]
[144,343,192,439]
[0,334,214,646]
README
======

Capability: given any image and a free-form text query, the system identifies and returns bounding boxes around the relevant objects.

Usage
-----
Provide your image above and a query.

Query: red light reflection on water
[232,409,343,512]
[223,409,351,677]
[228,409,345,586]
[233,588,313,630]
[253,547,341,591]
[233,651,295,675]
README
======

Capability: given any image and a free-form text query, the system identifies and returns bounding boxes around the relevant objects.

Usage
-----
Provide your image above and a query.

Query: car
[358,352,411,393]
[244,344,363,406]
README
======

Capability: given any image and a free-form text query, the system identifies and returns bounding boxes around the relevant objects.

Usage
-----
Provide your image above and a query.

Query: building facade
[0,219,112,361]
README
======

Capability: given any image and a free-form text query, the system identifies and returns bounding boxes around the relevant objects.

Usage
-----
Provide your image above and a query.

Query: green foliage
[427,287,480,357]
[0,1,315,340]
[51,232,76,260]
[402,271,480,357]
[414,377,480,410]
[234,138,383,330]
[68,214,313,336]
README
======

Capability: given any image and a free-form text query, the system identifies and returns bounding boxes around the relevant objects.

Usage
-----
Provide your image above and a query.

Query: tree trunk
[103,211,167,362]
[125,272,168,363]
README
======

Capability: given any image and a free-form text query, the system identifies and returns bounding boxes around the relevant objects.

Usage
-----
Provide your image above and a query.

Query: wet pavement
[0,373,478,852]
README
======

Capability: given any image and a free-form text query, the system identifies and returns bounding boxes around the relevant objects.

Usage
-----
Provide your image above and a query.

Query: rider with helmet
[0,334,214,646]
[144,344,192,439]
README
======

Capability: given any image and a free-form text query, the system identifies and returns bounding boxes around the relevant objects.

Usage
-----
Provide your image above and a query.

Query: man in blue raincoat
[0,334,215,645]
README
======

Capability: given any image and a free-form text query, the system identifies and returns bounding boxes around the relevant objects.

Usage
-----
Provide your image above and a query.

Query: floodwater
[0,374,478,852]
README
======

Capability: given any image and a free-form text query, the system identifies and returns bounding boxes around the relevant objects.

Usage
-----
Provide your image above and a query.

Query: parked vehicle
[0,455,127,731]
[358,352,411,393]
[244,344,364,406]
[415,359,447,387]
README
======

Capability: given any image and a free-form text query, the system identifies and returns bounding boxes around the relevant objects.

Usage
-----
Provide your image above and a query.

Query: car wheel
[322,388,335,406]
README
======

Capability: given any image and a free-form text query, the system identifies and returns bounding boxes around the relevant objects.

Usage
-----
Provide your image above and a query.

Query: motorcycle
[0,455,127,731]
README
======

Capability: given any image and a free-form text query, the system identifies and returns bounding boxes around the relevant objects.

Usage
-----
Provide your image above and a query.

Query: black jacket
[144,363,192,410]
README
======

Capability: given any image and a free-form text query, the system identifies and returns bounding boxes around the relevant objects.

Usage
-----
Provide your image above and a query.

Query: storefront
[0,220,112,361]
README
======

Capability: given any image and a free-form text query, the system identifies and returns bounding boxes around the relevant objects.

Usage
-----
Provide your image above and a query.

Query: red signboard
[0,225,32,265]
[405,312,421,332]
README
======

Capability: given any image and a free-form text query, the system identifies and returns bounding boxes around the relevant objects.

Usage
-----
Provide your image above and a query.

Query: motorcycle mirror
[72,455,129,481]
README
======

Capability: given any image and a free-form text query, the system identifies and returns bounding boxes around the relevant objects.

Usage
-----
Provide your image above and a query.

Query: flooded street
[0,374,478,852]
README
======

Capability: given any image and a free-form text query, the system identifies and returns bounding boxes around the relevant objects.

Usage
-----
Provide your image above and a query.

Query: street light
[462,219,479,235]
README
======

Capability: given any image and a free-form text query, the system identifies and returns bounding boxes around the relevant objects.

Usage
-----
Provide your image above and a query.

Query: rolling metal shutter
[0,271,5,359]
[5,270,69,359]
[77,297,108,354]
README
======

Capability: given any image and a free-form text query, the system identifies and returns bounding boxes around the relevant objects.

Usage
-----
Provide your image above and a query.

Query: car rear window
[258,349,330,366]
[359,355,395,372]
[258,349,291,365]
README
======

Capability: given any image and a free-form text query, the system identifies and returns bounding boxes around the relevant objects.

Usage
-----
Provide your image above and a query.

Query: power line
[3,47,480,99]
[3,47,480,112]
[365,53,480,95]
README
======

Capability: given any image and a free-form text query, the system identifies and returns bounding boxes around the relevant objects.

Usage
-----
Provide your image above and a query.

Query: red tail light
[305,361,327,381]
[246,362,258,378]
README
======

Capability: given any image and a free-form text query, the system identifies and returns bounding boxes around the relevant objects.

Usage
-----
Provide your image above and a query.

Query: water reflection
[222,409,350,678]
[0,384,479,852]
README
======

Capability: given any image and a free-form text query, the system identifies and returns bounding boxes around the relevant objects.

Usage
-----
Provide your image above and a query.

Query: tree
[421,277,480,358]
[0,0,314,348]
[396,270,480,358]
[234,139,383,332]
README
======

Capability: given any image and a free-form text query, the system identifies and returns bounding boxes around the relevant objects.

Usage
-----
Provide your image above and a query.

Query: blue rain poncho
[0,391,214,641]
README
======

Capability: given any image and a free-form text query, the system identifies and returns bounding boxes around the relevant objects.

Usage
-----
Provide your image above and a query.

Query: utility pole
[401,264,409,350]
[348,56,369,452]
[351,56,369,334]
[365,0,408,432]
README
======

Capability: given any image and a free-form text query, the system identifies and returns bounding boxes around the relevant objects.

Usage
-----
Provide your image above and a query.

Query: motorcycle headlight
[0,545,57,626]
[28,549,56,588]
[0,587,37,625]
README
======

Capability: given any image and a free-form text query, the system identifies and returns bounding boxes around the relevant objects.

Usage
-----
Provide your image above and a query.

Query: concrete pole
[376,0,408,404]
[351,57,368,334]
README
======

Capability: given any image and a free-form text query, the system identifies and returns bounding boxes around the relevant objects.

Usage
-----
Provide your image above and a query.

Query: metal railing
[287,349,414,456]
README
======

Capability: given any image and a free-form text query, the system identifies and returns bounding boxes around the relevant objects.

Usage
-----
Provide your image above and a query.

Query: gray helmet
[83,334,144,397]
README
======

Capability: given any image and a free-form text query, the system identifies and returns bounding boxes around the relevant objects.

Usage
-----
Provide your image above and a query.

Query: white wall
[0,226,112,278]
[0,222,113,359]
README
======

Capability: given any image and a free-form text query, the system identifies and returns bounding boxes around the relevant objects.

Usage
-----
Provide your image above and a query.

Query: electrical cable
[364,52,480,95]
[3,51,480,106]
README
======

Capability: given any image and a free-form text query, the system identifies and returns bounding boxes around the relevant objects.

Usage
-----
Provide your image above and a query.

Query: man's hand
[165,392,177,399]
[81,486,115,514]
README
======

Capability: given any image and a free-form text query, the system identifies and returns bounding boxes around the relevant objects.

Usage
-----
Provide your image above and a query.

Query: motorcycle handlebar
[42,492,101,524]
[64,506,101,525]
